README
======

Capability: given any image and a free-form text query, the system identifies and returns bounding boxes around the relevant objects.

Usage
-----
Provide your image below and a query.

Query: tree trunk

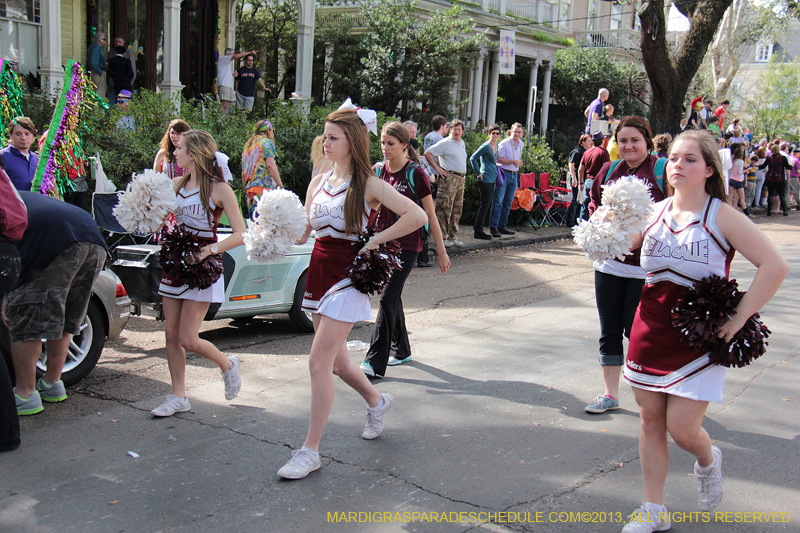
[639,0,733,134]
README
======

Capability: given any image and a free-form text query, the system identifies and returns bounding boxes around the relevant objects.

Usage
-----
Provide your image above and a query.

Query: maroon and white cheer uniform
[158,187,224,302]
[625,196,735,402]
[301,171,372,322]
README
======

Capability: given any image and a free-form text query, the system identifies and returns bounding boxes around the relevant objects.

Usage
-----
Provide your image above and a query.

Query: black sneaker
[417,260,433,268]
[490,227,501,237]
[473,231,492,240]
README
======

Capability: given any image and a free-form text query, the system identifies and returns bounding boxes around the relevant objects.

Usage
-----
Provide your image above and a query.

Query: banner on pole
[499,30,516,75]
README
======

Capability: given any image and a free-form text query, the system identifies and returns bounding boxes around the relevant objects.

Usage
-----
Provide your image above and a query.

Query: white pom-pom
[244,189,308,262]
[572,176,654,261]
[113,169,177,234]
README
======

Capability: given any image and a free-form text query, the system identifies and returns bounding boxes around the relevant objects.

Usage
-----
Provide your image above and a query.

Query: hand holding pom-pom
[671,275,770,368]
[244,189,308,262]
[114,169,177,234]
[159,224,224,290]
[349,235,402,295]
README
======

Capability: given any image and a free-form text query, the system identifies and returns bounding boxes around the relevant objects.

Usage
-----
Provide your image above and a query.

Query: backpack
[374,161,430,241]
[603,157,668,194]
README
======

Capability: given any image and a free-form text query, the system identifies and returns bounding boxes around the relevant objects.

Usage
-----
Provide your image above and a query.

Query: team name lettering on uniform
[642,236,709,264]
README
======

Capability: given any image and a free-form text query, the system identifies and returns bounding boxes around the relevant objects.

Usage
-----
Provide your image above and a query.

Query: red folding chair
[537,173,571,226]
[510,172,538,229]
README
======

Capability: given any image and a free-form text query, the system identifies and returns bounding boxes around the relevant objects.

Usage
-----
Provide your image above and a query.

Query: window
[755,41,774,62]
[610,4,623,30]
[587,0,599,30]
[0,0,39,22]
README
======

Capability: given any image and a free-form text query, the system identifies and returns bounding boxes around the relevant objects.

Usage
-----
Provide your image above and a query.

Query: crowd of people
[0,91,791,532]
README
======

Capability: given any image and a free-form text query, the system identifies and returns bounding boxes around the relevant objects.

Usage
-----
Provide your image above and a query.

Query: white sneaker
[621,503,671,532]
[452,240,465,247]
[443,239,454,247]
[691,445,723,511]
[222,355,241,400]
[387,355,412,366]
[277,448,321,479]
[362,393,393,440]
[151,394,191,417]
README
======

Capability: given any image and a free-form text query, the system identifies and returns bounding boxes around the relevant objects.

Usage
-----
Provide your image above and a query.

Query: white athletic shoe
[621,503,671,532]
[362,393,393,440]
[222,355,241,400]
[277,448,321,479]
[691,445,723,511]
[151,394,191,417]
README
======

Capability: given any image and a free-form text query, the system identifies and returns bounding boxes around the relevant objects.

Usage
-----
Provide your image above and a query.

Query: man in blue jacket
[87,32,108,101]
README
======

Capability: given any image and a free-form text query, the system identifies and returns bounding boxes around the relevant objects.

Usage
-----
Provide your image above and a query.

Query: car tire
[37,299,106,386]
[289,271,314,333]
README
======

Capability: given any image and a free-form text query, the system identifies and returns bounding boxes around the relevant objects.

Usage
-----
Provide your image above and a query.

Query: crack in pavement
[708,351,799,415]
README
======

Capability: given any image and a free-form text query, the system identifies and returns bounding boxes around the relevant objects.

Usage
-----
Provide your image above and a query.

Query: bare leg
[43,334,72,385]
[602,365,621,398]
[162,297,188,398]
[10,340,42,398]
[632,387,670,505]
[666,395,713,467]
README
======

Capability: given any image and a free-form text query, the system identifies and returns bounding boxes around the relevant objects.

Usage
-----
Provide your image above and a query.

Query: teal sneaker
[359,361,377,377]
[15,389,44,415]
[585,393,620,414]
[36,378,68,403]
[387,355,412,366]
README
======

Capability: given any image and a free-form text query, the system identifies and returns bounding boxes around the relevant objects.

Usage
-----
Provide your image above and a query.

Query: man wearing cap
[578,131,610,221]
[424,119,467,247]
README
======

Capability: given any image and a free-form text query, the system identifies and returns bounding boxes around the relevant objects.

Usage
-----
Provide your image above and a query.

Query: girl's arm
[420,194,450,273]
[714,203,789,342]
[265,157,283,188]
[196,183,247,260]
[363,176,427,251]
[153,149,166,172]
[297,173,323,245]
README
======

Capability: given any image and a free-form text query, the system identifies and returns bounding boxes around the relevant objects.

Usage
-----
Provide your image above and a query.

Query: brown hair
[614,116,654,152]
[431,115,447,131]
[174,130,225,225]
[326,109,373,236]
[576,134,591,147]
[9,116,37,137]
[159,119,191,163]
[381,121,420,165]
[756,147,766,159]
[669,130,727,201]
[449,118,465,131]
[653,134,671,154]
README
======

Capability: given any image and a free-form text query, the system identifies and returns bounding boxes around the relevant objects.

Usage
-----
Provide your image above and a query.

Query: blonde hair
[310,135,325,170]
[174,130,225,225]
[243,120,274,153]
[325,109,373,236]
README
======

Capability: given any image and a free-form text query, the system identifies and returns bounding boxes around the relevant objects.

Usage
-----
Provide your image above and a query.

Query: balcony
[573,29,639,50]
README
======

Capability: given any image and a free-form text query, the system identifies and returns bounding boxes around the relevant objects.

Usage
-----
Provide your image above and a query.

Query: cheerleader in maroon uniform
[277,109,427,480]
[619,130,788,533]
[151,130,247,417]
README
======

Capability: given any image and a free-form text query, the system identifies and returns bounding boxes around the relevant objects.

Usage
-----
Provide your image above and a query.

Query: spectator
[0,157,27,451]
[241,119,283,216]
[652,134,671,158]
[757,143,792,216]
[585,88,609,133]
[106,46,134,100]
[234,54,268,112]
[714,100,730,131]
[789,148,800,210]
[688,97,703,129]
[217,48,257,113]
[1,117,39,192]
[745,155,758,209]
[491,122,525,237]
[87,33,108,101]
[106,36,136,105]
[310,135,331,179]
[568,134,592,225]
[403,121,418,151]
[726,118,742,135]
[577,131,610,221]
[7,192,107,416]
[707,115,721,136]
[700,98,713,129]
[469,124,502,240]
[115,90,135,131]
[153,119,191,179]
[424,119,467,248]
[754,147,767,208]
[417,115,448,266]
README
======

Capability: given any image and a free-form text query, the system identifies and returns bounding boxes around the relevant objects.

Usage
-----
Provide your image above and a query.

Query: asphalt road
[1,211,798,533]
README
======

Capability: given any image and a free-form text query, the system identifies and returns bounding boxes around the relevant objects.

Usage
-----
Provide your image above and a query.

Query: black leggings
[766,181,787,214]
[474,181,495,233]
[594,270,644,366]
[364,249,418,376]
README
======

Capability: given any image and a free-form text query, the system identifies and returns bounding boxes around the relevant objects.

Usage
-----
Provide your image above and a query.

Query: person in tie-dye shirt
[241,119,283,216]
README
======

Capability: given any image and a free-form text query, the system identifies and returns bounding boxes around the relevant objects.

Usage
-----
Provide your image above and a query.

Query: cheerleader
[620,130,788,532]
[276,109,427,479]
[151,130,247,417]
[153,119,191,179]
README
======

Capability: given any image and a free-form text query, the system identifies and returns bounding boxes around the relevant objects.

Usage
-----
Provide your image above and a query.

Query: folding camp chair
[537,173,571,227]
[510,172,539,229]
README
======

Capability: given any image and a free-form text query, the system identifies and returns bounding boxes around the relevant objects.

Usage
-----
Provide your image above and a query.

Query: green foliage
[550,47,648,133]
[20,89,57,135]
[738,56,800,139]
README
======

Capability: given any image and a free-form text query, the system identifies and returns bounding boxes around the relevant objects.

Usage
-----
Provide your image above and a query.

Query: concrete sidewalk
[430,220,574,257]
[1,242,796,532]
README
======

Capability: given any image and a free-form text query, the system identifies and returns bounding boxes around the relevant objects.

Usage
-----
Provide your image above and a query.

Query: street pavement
[1,216,798,533]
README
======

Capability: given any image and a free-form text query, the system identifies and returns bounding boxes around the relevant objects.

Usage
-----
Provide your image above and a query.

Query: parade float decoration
[0,59,25,146]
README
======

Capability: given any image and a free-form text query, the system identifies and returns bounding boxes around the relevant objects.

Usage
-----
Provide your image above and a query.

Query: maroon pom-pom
[671,275,770,368]
[348,237,402,295]
[159,224,224,290]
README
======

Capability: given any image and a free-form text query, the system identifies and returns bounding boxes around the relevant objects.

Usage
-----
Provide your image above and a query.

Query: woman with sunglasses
[469,125,502,240]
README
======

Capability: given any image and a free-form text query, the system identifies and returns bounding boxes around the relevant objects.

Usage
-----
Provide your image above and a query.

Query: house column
[227,0,238,51]
[526,59,540,132]
[540,61,552,135]
[158,0,184,96]
[470,49,486,129]
[38,0,62,96]
[294,0,315,102]
[486,51,500,127]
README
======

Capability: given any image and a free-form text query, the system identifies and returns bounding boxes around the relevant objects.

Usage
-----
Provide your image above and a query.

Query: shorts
[218,85,235,103]
[6,242,106,343]
[236,92,255,111]
[729,179,744,190]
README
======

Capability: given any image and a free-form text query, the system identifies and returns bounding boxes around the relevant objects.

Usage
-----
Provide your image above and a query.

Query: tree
[737,56,800,139]
[638,0,735,134]
[236,0,298,95]
[550,47,648,133]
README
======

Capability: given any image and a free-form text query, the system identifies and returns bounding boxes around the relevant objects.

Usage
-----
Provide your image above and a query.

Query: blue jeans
[489,172,517,228]
[580,178,594,221]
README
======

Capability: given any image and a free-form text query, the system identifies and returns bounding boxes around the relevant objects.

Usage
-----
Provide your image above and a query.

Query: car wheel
[289,271,314,333]
[37,299,107,386]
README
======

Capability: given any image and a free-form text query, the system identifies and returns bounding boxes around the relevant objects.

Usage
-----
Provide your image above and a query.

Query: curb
[433,227,575,256]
